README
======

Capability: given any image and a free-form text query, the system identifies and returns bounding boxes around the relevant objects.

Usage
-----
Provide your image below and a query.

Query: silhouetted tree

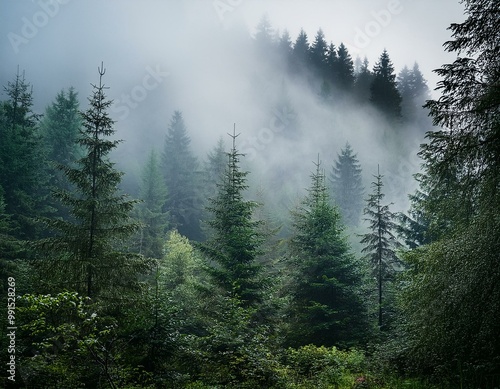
[370,50,402,119]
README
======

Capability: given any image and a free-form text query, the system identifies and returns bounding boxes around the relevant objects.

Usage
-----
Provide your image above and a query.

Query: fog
[1,0,466,219]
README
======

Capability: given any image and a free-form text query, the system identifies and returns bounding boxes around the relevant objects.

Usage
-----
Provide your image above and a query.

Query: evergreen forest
[1,1,499,387]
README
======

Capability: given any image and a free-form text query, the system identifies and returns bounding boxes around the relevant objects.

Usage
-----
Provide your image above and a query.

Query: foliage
[17,292,132,388]
[287,158,370,348]
[370,50,402,119]
[329,142,364,226]
[359,169,401,330]
[199,130,265,308]
[34,64,150,300]
[135,149,169,259]
[0,69,47,240]
[162,110,203,240]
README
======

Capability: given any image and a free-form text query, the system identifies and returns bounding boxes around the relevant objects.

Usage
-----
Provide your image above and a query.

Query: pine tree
[36,64,148,300]
[291,28,309,74]
[136,149,169,259]
[309,29,328,77]
[278,29,293,65]
[359,167,401,329]
[333,43,355,91]
[353,57,374,104]
[161,111,203,240]
[39,87,82,169]
[0,69,47,239]
[199,128,264,307]
[329,143,364,226]
[400,1,500,375]
[370,50,402,119]
[287,157,370,347]
[39,87,83,219]
[397,62,430,124]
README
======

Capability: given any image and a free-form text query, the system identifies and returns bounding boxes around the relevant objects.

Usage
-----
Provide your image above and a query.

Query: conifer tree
[199,128,264,307]
[287,157,369,347]
[309,28,328,77]
[162,111,203,240]
[353,57,374,104]
[36,64,148,299]
[0,69,47,239]
[397,62,430,124]
[359,167,400,329]
[39,87,83,219]
[370,50,402,119]
[333,43,355,91]
[136,149,169,259]
[291,28,309,74]
[329,143,364,226]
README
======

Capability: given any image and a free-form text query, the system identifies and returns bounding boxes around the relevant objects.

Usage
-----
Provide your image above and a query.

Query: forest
[1,0,499,388]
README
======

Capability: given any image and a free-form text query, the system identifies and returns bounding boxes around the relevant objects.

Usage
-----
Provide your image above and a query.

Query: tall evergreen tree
[400,0,500,377]
[278,29,293,66]
[370,50,402,119]
[353,57,374,104]
[36,64,148,300]
[136,149,169,259]
[199,129,264,307]
[39,87,82,170]
[309,28,328,77]
[0,69,46,239]
[39,87,83,219]
[287,157,370,347]
[329,143,364,226]
[359,167,400,329]
[333,43,355,91]
[290,28,309,74]
[161,111,203,240]
[397,62,430,124]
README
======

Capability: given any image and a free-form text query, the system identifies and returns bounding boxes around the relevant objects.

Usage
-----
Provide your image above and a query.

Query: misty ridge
[2,12,433,242]
[93,16,432,235]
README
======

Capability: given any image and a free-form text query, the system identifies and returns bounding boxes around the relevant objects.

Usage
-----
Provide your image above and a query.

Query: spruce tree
[397,62,430,124]
[309,29,328,77]
[0,69,47,239]
[291,28,309,74]
[136,149,169,259]
[39,88,83,220]
[287,157,369,347]
[353,57,374,104]
[162,111,203,240]
[333,43,355,91]
[370,50,402,119]
[359,167,400,329]
[329,143,364,226]
[36,64,148,300]
[199,128,264,307]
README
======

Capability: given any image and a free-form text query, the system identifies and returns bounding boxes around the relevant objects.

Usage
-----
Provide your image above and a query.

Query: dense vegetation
[1,1,499,387]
